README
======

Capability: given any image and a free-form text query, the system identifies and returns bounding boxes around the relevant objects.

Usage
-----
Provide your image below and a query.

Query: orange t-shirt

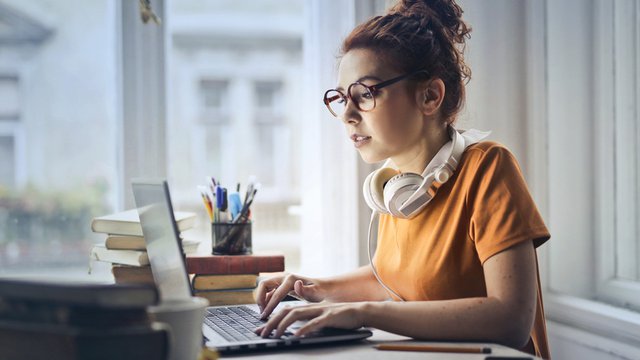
[374,141,551,359]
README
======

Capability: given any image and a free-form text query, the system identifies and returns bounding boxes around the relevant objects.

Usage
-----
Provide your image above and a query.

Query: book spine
[112,266,155,285]
[193,289,255,306]
[185,256,284,275]
[191,274,258,291]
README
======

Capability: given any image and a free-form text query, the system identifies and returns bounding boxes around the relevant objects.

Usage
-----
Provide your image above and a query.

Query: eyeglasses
[323,70,425,118]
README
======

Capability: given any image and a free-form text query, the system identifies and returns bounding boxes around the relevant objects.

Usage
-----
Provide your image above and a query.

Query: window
[167,0,304,269]
[0,0,382,280]
[0,135,16,187]
[254,80,286,189]
[0,75,22,188]
[0,76,20,120]
[196,79,232,181]
[594,0,640,310]
[201,79,230,120]
[0,1,118,278]
[544,0,640,342]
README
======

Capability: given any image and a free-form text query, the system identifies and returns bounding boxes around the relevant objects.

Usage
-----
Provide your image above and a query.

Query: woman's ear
[416,78,446,116]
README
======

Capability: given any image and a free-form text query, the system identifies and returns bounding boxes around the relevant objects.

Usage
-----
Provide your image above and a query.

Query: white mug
[148,297,209,360]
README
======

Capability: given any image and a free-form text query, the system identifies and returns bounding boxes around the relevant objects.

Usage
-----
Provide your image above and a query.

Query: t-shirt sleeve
[466,145,550,264]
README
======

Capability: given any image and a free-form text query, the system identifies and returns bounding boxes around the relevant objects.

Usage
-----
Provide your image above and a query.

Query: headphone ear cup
[363,167,398,214]
[383,172,424,218]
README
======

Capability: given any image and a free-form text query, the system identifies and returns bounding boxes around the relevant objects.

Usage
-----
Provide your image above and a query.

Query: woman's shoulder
[463,140,515,162]
[459,140,523,177]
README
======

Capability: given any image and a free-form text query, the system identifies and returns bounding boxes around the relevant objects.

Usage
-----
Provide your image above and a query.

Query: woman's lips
[350,134,372,148]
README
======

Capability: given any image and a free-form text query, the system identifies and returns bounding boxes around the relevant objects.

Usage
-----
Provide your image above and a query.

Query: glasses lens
[324,90,346,117]
[350,83,375,111]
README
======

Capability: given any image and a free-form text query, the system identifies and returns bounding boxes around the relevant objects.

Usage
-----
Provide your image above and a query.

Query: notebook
[131,179,372,353]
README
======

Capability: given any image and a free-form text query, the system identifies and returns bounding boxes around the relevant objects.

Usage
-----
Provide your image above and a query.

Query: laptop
[131,179,372,353]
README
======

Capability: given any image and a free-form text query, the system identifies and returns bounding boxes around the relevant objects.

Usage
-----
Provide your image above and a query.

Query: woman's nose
[340,101,361,125]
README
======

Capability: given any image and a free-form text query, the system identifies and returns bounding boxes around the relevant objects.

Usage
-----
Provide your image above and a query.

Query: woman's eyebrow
[336,75,384,91]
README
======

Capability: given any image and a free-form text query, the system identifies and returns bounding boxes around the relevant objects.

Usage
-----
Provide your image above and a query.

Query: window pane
[613,0,640,283]
[255,80,283,113]
[200,79,230,118]
[0,76,19,119]
[0,1,118,279]
[0,136,15,187]
[167,0,304,270]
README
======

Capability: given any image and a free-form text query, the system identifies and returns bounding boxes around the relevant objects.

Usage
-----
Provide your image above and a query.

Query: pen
[229,191,242,219]
[220,188,231,222]
[374,344,492,354]
[206,176,217,196]
[234,190,256,223]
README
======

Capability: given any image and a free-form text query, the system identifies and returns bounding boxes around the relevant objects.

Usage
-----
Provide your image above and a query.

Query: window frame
[538,0,640,348]
[120,0,167,209]
[594,0,640,310]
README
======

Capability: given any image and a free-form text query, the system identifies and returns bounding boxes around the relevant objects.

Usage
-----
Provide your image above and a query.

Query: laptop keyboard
[204,306,268,342]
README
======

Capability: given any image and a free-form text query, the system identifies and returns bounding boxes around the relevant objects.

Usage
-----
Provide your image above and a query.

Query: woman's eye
[337,98,346,104]
[361,92,373,100]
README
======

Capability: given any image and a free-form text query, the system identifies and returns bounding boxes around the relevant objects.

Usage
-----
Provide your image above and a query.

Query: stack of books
[185,254,285,306]
[89,209,198,284]
[0,278,168,360]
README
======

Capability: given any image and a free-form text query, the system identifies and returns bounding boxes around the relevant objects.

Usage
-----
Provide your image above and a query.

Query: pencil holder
[211,221,252,255]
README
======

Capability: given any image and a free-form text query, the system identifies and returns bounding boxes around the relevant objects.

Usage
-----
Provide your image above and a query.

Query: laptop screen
[132,180,193,302]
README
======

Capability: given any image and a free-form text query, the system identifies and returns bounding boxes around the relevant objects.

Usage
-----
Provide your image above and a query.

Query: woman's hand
[256,273,329,319]
[255,302,368,338]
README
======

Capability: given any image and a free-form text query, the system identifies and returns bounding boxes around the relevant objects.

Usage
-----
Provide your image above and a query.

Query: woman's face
[336,48,427,164]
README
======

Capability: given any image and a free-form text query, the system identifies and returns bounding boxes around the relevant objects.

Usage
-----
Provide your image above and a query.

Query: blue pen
[216,186,224,222]
[221,188,228,211]
[229,192,242,220]
[219,187,230,222]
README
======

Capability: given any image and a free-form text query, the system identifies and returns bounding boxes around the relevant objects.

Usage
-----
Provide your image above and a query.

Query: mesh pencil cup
[211,221,252,255]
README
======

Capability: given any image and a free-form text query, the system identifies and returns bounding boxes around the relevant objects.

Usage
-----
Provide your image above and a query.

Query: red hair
[341,0,471,124]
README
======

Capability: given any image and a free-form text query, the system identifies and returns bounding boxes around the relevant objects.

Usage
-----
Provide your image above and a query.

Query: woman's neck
[392,125,450,175]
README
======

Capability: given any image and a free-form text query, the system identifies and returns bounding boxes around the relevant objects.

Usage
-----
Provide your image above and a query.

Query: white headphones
[364,125,490,219]
[364,125,490,301]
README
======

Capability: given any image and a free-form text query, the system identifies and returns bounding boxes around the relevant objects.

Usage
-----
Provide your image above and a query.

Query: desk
[219,329,542,359]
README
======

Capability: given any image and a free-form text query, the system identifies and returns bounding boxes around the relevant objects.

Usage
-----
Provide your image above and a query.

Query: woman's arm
[258,241,538,349]
[257,265,389,318]
[323,265,391,302]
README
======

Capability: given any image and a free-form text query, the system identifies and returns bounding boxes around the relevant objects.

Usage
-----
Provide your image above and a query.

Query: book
[91,245,149,266]
[0,279,167,360]
[0,320,168,360]
[0,278,158,310]
[105,235,147,250]
[91,209,196,236]
[185,254,285,275]
[112,265,154,285]
[191,274,258,291]
[105,235,200,252]
[193,288,255,306]
[92,241,200,267]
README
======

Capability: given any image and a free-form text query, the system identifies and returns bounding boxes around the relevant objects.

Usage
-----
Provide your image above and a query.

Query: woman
[255,0,551,358]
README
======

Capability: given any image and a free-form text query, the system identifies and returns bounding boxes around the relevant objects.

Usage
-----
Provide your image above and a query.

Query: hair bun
[390,0,470,45]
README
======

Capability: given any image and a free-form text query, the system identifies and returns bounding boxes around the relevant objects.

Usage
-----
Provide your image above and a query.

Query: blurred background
[0,0,638,359]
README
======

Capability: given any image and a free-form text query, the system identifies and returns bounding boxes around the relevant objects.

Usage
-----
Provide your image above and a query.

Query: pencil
[200,192,213,221]
[374,344,491,354]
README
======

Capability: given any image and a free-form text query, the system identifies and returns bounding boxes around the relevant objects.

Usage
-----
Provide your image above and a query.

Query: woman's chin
[356,149,386,164]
